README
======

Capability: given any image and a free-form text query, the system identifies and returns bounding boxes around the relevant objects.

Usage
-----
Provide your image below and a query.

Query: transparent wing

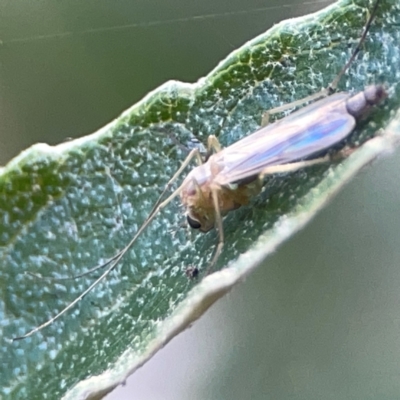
[213,93,356,186]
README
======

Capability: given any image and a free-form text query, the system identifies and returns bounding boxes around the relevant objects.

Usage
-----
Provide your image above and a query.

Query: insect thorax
[182,178,262,232]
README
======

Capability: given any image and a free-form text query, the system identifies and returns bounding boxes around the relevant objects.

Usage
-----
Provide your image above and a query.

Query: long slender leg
[258,147,356,180]
[258,155,331,179]
[261,0,380,127]
[328,0,380,93]
[261,90,329,126]
[201,151,349,276]
[204,187,224,276]
[200,149,354,277]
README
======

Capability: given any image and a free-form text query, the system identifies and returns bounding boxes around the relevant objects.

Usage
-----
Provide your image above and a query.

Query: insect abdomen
[346,85,387,118]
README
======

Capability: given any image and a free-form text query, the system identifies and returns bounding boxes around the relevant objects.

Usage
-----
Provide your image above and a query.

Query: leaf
[1,0,400,399]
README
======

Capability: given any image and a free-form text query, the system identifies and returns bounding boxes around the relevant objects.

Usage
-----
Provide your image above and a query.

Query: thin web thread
[2,0,332,44]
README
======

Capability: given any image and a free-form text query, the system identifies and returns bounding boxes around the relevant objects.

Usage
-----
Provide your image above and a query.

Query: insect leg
[207,135,222,153]
[258,143,362,180]
[329,0,381,93]
[261,91,330,127]
[258,155,331,180]
[261,0,380,127]
[204,186,225,276]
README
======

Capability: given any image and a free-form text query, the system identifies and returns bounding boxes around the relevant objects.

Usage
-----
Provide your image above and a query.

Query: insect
[13,0,385,341]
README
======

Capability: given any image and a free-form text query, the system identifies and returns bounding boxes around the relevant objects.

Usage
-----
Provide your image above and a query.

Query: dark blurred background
[0,0,334,165]
[2,1,400,399]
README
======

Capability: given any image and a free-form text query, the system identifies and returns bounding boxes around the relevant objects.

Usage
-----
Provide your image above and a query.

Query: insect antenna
[13,189,180,340]
[25,171,191,283]
[25,254,120,282]
[13,149,201,340]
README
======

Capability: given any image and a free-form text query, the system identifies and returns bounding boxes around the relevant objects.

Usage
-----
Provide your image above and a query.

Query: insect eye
[187,215,202,229]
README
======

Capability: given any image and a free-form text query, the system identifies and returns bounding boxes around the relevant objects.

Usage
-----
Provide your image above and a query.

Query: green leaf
[1,0,400,398]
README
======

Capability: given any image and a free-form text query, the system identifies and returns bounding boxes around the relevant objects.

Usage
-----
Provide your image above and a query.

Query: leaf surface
[1,0,400,398]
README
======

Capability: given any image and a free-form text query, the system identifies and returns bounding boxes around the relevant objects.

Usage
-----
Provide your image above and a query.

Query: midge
[14,0,386,340]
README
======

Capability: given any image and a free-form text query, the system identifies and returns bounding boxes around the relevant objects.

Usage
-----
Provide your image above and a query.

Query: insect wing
[214,93,356,186]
